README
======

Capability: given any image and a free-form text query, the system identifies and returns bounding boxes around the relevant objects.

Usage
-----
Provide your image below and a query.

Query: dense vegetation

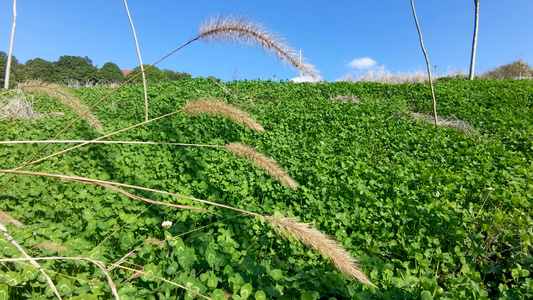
[0,52,191,87]
[0,78,532,299]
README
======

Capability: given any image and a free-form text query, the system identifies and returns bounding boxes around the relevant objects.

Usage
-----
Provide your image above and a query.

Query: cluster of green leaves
[0,78,532,299]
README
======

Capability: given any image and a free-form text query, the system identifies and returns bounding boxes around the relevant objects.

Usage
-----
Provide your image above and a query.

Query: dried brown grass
[341,66,429,84]
[183,98,264,132]
[199,14,317,78]
[18,80,104,132]
[0,91,42,121]
[266,215,375,286]
[409,111,478,136]
[225,142,298,190]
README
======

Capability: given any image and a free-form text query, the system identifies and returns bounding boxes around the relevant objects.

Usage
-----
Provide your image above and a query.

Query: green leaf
[211,289,227,300]
[301,291,314,300]
[3,272,21,287]
[421,291,433,300]
[0,284,8,300]
[57,278,73,296]
[207,273,218,289]
[255,290,267,300]
[240,283,253,299]
[270,269,283,281]
[205,248,222,268]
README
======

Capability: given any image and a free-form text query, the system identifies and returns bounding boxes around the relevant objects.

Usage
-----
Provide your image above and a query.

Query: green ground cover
[0,78,532,299]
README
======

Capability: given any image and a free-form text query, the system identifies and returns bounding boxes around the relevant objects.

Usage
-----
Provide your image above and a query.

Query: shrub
[482,59,533,79]
[98,62,125,84]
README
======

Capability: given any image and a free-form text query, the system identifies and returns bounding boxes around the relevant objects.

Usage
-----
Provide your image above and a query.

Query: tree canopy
[125,64,169,84]
[0,53,190,87]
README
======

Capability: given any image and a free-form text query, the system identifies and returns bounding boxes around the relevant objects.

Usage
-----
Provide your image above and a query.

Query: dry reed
[266,215,375,286]
[18,80,104,132]
[225,142,298,190]
[0,91,41,120]
[199,14,317,78]
[183,98,264,132]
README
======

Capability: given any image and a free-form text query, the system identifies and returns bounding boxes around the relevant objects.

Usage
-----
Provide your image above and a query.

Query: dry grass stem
[0,256,122,300]
[32,242,67,252]
[265,216,375,286]
[225,142,298,190]
[18,108,187,169]
[0,169,261,218]
[0,223,63,299]
[18,80,104,132]
[183,98,264,132]
[0,140,224,148]
[0,209,23,227]
[199,14,317,77]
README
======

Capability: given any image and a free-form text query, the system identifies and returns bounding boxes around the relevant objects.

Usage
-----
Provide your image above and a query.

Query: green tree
[55,55,98,84]
[0,51,23,88]
[125,64,168,84]
[163,68,191,81]
[98,62,124,84]
[23,58,55,81]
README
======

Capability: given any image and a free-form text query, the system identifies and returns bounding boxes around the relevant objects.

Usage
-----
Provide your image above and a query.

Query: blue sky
[1,1,532,82]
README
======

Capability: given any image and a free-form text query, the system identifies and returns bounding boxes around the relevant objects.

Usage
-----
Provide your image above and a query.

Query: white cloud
[348,57,377,69]
[290,75,323,83]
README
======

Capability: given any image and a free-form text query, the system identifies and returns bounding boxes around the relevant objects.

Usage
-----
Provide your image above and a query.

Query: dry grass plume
[144,238,165,248]
[225,142,298,190]
[32,241,68,252]
[199,14,317,78]
[18,80,104,132]
[183,98,264,132]
[266,215,375,286]
[0,209,24,227]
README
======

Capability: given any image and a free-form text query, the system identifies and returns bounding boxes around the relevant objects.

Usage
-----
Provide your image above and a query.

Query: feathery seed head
[0,210,24,227]
[18,80,104,132]
[32,241,67,252]
[199,14,318,78]
[144,238,165,248]
[183,98,264,132]
[265,215,375,286]
[226,142,297,190]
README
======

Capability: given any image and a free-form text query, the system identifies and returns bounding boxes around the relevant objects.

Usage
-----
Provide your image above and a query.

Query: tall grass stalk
[0,222,62,299]
[1,169,373,285]
[123,0,149,121]
[410,0,438,127]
